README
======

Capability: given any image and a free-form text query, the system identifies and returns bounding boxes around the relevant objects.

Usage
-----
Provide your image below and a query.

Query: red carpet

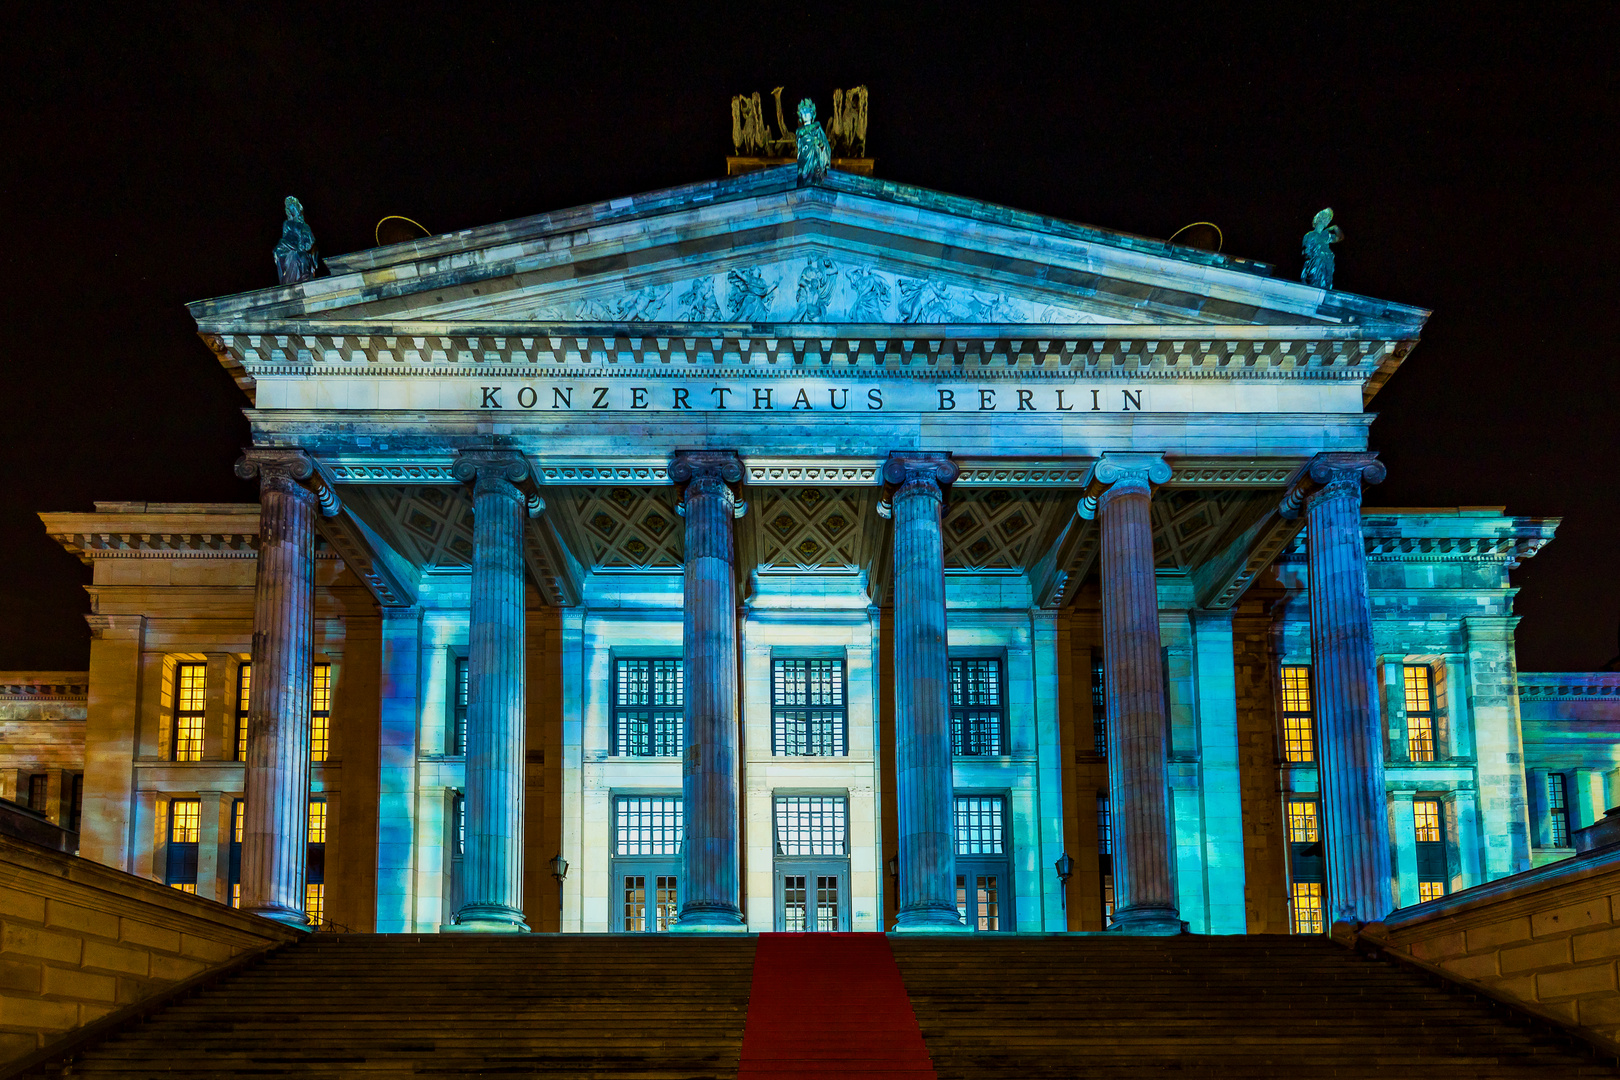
[738,933,937,1079]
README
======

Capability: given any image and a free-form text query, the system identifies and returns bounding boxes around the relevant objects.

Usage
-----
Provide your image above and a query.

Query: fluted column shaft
[1089,453,1180,933]
[885,452,965,931]
[1286,452,1393,925]
[235,450,318,928]
[452,451,530,931]
[671,451,745,930]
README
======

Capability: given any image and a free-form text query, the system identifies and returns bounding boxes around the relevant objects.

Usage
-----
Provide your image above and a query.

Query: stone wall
[1378,844,1620,1045]
[0,833,300,1063]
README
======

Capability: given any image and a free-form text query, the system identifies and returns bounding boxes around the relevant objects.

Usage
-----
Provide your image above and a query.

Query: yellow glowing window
[233,799,245,843]
[171,882,197,894]
[1286,799,1319,844]
[1404,665,1436,762]
[169,799,200,844]
[306,883,324,925]
[1291,882,1323,934]
[308,800,327,844]
[311,664,331,762]
[1413,799,1442,843]
[1418,880,1446,903]
[174,663,206,762]
[1279,665,1314,763]
[231,883,241,908]
[236,663,251,762]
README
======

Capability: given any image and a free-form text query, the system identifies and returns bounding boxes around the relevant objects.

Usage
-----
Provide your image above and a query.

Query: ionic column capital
[235,447,342,517]
[1077,452,1170,519]
[882,451,958,502]
[1278,452,1386,520]
[453,449,534,510]
[670,450,746,518]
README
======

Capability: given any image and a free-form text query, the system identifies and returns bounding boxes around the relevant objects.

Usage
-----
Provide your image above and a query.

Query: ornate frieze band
[1518,675,1620,699]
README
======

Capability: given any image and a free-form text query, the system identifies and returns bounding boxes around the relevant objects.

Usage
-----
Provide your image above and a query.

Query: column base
[445,903,529,933]
[247,904,313,931]
[1106,906,1186,936]
[892,904,970,933]
[671,905,747,933]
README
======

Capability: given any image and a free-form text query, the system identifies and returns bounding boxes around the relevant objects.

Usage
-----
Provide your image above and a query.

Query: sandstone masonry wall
[1380,846,1620,1045]
[0,833,299,1063]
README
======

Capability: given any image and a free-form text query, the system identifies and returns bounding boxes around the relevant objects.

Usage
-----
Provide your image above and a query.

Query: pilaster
[376,606,421,933]
[1389,790,1418,909]
[1191,609,1247,934]
[1464,615,1533,877]
[81,614,145,871]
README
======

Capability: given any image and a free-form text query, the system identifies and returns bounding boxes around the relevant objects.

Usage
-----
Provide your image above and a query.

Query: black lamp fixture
[550,853,569,885]
[887,855,898,878]
[1055,851,1074,909]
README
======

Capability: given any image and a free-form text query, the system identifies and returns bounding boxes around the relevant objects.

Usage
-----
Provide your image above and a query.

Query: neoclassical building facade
[17,165,1618,936]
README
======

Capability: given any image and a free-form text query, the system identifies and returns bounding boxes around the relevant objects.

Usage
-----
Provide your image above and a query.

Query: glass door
[775,862,850,931]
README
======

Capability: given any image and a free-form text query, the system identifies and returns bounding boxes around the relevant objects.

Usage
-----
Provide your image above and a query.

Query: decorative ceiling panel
[942,489,1067,571]
[1150,489,1263,572]
[370,485,477,568]
[569,487,683,570]
[752,487,872,573]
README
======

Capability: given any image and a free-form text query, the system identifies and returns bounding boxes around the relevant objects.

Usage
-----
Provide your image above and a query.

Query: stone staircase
[13,932,1614,1078]
[891,934,1613,1078]
[22,933,757,1079]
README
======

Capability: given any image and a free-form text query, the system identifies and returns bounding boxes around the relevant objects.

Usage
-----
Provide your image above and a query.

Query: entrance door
[774,862,850,931]
[956,859,1010,931]
[614,864,679,932]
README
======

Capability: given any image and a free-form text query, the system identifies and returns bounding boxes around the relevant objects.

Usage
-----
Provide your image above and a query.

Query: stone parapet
[1376,844,1620,1046]
[0,834,299,1064]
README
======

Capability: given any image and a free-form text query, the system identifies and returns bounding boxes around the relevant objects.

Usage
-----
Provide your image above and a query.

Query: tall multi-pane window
[25,774,47,814]
[1279,665,1315,763]
[774,796,847,932]
[955,796,1008,931]
[614,795,682,932]
[773,796,847,857]
[1098,794,1114,924]
[1414,799,1447,902]
[306,798,327,926]
[310,663,332,763]
[229,799,244,908]
[173,663,206,762]
[949,658,1007,756]
[1286,798,1324,934]
[166,799,200,893]
[65,773,83,833]
[1404,665,1437,762]
[612,658,682,757]
[1091,649,1108,756]
[236,663,251,762]
[1548,772,1572,847]
[451,656,469,756]
[772,659,846,757]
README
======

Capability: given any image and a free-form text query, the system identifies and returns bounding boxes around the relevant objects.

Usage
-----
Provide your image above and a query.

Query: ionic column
[884,451,966,931]
[1081,452,1179,934]
[1280,451,1393,925]
[234,448,330,927]
[670,451,746,930]
[449,451,532,931]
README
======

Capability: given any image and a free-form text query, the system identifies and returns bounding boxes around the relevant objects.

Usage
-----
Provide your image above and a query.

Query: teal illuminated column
[450,450,532,931]
[1081,452,1180,935]
[233,448,332,928]
[670,451,746,931]
[1280,452,1393,925]
[884,451,967,932]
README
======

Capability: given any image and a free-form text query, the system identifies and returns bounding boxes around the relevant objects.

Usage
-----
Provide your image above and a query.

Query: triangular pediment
[191,168,1428,334]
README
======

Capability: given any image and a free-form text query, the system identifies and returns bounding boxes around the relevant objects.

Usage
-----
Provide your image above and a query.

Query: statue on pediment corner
[795,98,832,183]
[792,256,839,321]
[273,196,322,286]
[726,266,778,322]
[847,266,891,321]
[678,276,722,321]
[1302,207,1342,290]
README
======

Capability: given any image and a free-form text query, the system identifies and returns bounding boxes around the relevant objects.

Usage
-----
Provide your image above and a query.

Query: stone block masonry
[0,833,299,1064]
[1379,842,1620,1046]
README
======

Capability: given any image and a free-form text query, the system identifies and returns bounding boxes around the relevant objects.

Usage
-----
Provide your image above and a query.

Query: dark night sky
[2,4,1615,672]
